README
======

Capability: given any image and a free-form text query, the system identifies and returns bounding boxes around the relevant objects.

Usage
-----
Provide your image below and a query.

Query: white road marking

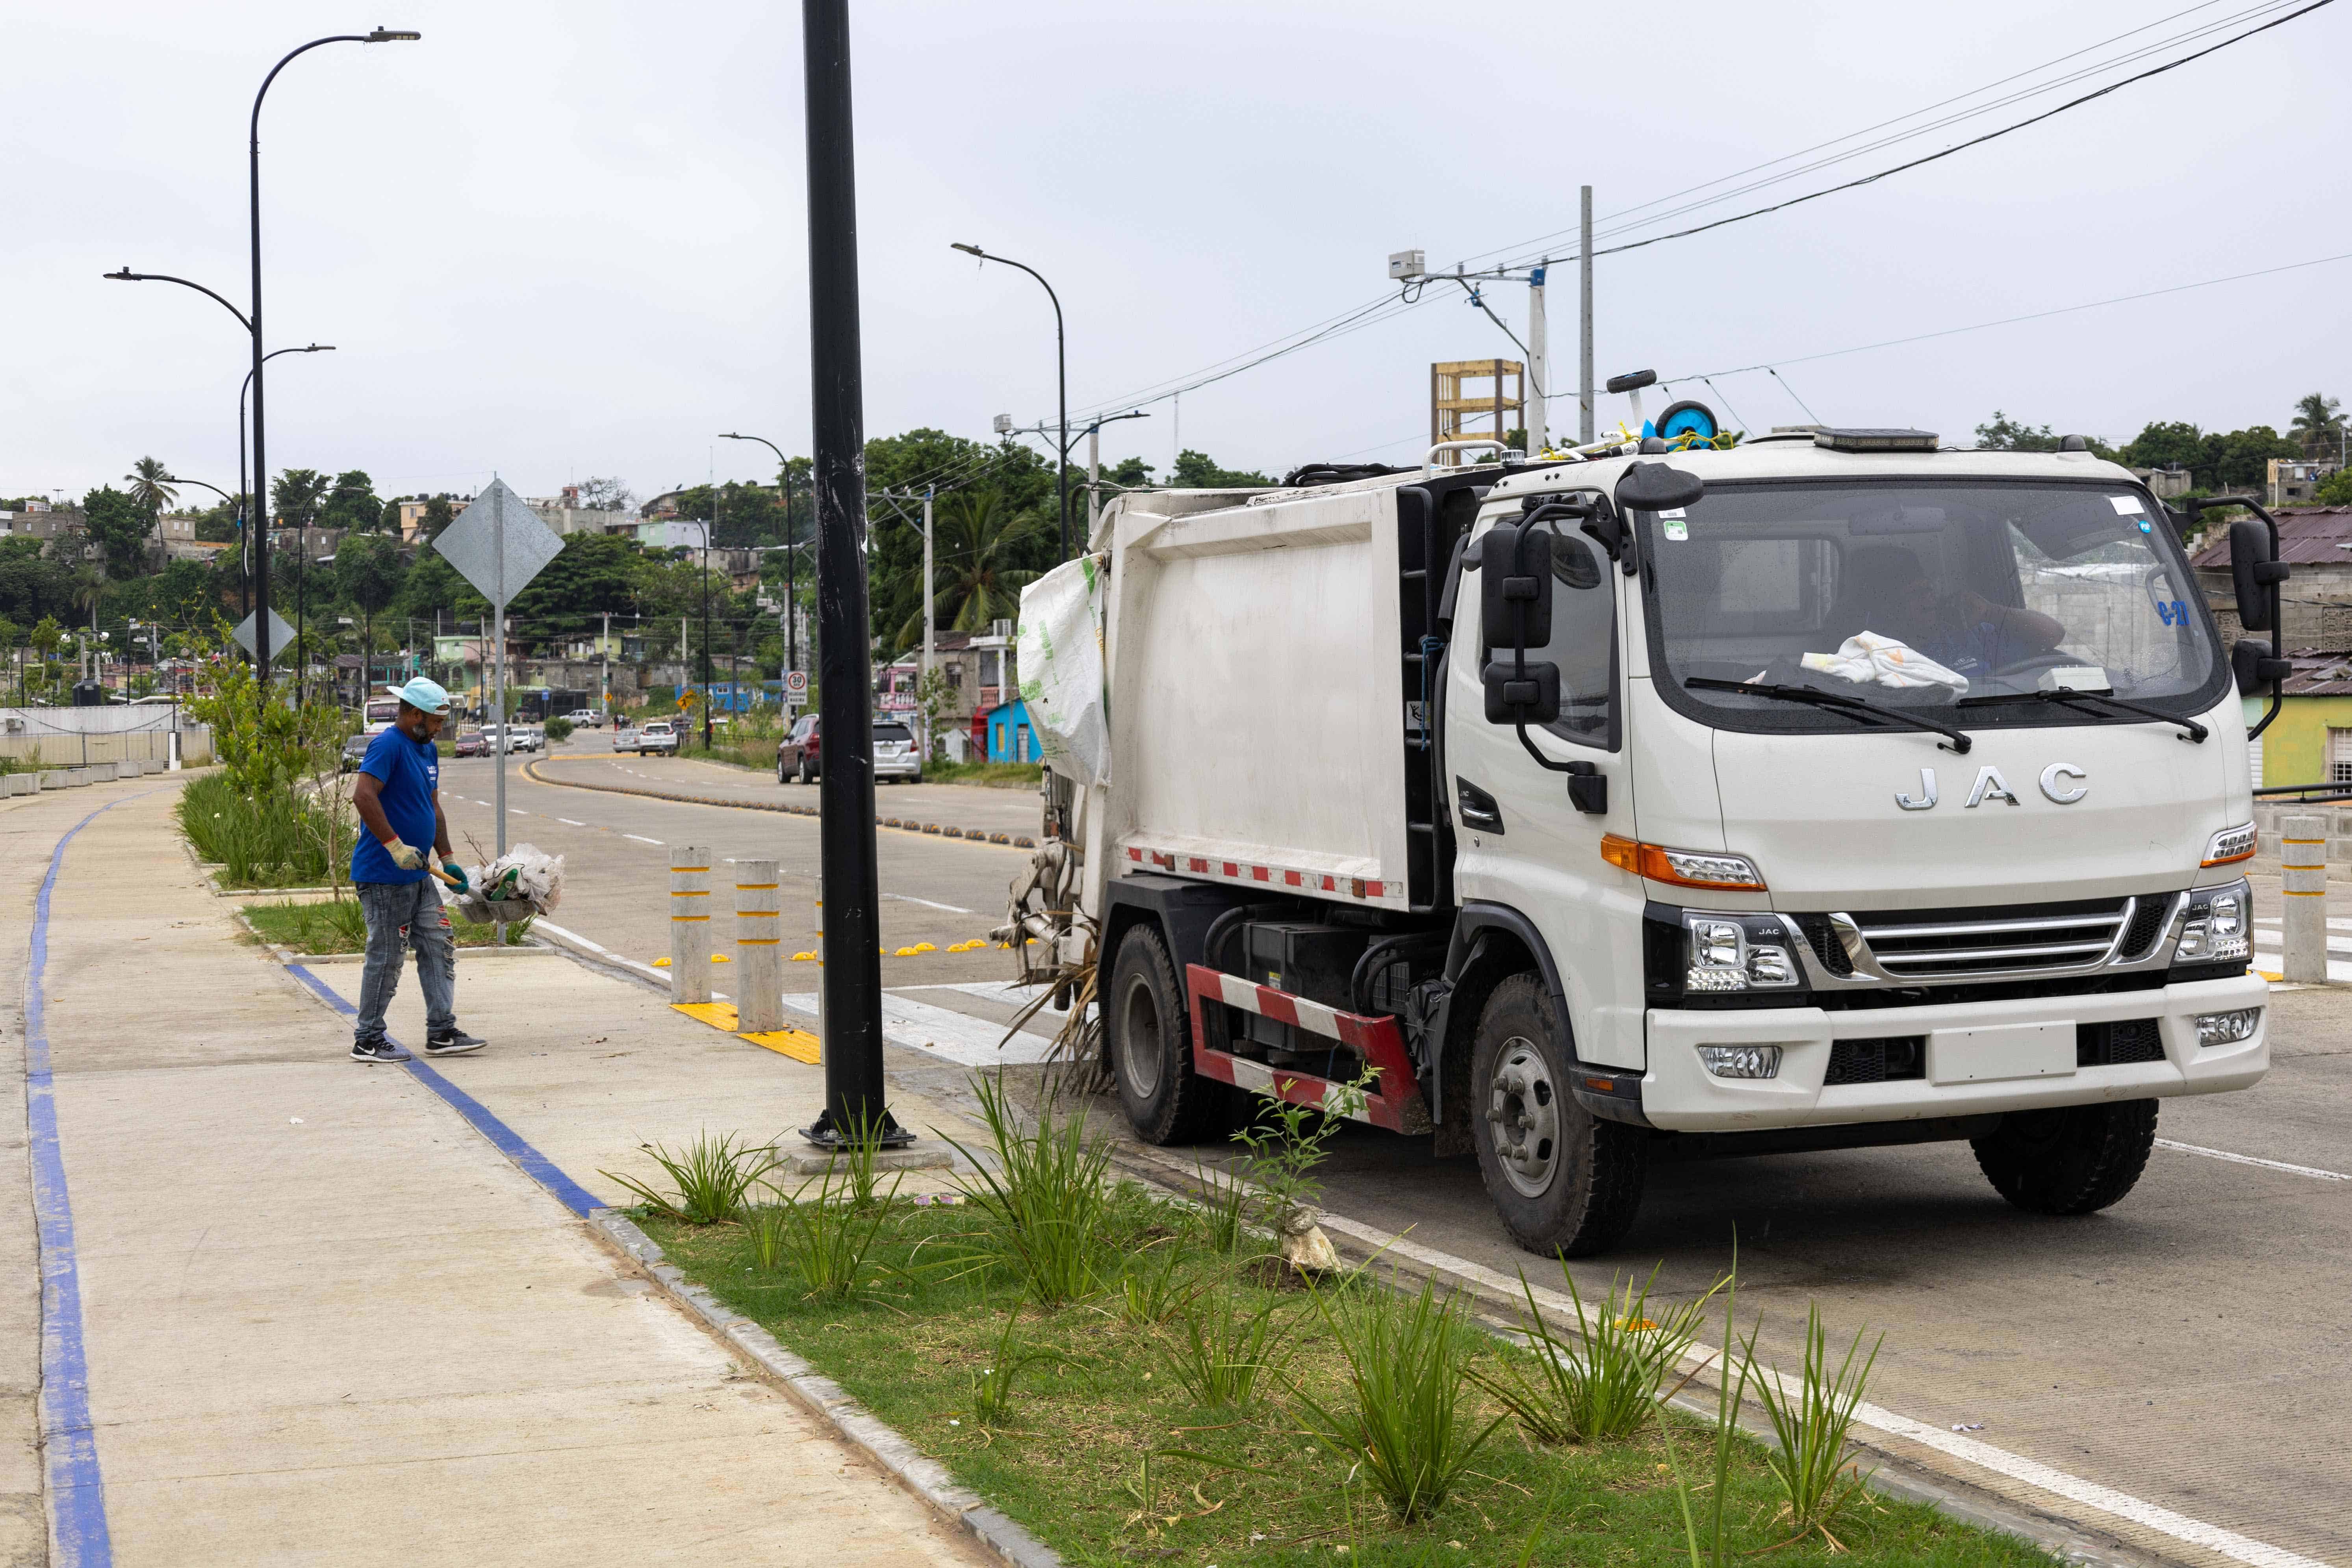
[623,834,664,845]
[557,818,586,826]
[508,808,529,816]
[883,892,975,913]
[2155,1138,2350,1183]
[779,991,1060,1067]
[2249,941,2352,982]
[1143,1152,2335,1568]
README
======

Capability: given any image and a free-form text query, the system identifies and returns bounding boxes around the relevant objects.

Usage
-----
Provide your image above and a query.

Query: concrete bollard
[734,857,783,1033]
[669,845,712,1004]
[2282,814,2329,983]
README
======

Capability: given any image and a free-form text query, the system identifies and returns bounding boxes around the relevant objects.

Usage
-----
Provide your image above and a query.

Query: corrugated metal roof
[2280,649,2352,695]
[2191,506,2352,568]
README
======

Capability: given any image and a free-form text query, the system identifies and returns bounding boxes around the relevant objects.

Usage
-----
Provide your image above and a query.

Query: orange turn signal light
[1600,833,1769,892]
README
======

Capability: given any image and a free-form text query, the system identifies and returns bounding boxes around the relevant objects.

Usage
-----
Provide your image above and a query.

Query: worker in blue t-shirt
[348,678,487,1063]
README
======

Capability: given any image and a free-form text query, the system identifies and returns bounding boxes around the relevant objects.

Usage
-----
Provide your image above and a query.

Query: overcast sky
[5,0,2348,510]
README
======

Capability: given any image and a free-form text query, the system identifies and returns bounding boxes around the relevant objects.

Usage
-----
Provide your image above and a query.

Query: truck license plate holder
[1925,1021,2075,1085]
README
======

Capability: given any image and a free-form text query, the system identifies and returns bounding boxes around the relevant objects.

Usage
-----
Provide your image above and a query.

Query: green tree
[2313,468,2352,507]
[1170,449,1272,488]
[82,486,154,579]
[2119,421,2207,477]
[0,538,74,625]
[335,534,404,658]
[124,456,178,518]
[319,470,382,533]
[1972,412,2059,451]
[193,496,241,543]
[421,495,456,537]
[378,497,405,533]
[894,490,1045,643]
[2290,393,2344,460]
[2215,425,2300,490]
[270,468,330,530]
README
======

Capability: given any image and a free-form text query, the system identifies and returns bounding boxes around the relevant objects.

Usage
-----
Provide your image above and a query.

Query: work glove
[442,860,471,894]
[387,841,426,872]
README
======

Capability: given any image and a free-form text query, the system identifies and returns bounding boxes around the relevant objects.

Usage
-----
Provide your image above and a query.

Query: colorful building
[985,698,1039,763]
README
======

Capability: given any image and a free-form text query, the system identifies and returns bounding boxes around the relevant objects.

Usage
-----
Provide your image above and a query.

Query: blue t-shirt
[352,726,441,885]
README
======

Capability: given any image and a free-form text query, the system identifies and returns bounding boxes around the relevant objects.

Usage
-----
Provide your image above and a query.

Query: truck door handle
[1456,777,1502,833]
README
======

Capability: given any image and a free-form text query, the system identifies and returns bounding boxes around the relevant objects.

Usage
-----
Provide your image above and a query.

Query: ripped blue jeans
[353,879,456,1043]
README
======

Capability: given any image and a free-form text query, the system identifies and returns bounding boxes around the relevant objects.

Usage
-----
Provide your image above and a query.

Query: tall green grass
[602,1132,778,1225]
[1471,1262,1724,1445]
[944,1073,1114,1305]
[178,771,339,887]
[1751,1304,1882,1548]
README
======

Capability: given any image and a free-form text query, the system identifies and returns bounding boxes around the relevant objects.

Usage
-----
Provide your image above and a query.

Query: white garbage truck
[1009,421,2290,1256]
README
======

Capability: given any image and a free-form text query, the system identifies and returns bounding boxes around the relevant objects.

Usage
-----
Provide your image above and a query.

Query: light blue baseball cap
[387,676,451,715]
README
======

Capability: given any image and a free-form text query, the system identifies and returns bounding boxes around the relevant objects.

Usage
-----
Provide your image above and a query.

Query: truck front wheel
[1469,974,1647,1257]
[1971,1100,2158,1215]
[1107,924,1230,1145]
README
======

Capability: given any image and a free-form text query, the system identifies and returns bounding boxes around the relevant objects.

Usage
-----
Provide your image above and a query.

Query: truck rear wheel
[1971,1100,2158,1215]
[1107,924,1230,1145]
[1470,973,1647,1258]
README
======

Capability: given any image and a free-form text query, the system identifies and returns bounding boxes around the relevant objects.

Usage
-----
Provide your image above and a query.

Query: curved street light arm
[102,269,252,332]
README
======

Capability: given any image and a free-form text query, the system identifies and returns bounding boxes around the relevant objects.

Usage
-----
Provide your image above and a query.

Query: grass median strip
[241,900,534,953]
[628,1089,2044,1568]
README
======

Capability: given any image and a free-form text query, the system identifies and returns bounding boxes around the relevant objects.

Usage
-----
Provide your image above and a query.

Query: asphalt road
[459,749,2352,1568]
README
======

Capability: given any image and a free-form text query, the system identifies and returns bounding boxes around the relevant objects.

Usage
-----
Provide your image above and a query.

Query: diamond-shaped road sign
[432,477,565,607]
[232,608,297,664]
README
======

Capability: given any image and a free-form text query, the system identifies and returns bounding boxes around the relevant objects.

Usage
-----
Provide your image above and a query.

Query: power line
[1586,0,2335,262]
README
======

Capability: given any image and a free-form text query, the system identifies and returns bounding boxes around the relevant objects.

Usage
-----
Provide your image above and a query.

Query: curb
[520,757,1035,848]
[588,1210,1061,1568]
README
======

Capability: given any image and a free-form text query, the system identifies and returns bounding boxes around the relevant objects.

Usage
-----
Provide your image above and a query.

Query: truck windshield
[1640,480,2225,733]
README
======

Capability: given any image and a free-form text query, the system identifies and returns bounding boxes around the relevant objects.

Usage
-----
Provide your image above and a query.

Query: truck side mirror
[2233,637,2290,696]
[1615,461,1705,515]
[1480,523,1553,649]
[2229,519,2289,634]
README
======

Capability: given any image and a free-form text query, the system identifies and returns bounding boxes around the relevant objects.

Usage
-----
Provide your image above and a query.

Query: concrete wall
[2249,694,2352,787]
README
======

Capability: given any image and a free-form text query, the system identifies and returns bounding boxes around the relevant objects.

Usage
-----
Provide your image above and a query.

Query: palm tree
[2290,392,2344,460]
[124,455,178,517]
[893,490,1045,646]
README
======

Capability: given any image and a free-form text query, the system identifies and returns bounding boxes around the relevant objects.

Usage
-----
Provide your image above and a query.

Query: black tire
[1469,973,1648,1257]
[797,759,814,785]
[1106,923,1231,1145]
[1971,1100,2158,1215]
[777,757,788,783]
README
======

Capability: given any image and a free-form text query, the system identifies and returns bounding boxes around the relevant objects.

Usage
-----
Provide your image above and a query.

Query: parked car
[339,733,371,773]
[453,728,488,758]
[633,720,679,756]
[778,716,920,783]
[564,708,604,729]
[610,721,635,752]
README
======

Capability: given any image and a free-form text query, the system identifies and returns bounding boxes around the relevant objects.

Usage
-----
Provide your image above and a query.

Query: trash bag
[1799,630,1970,694]
[1015,554,1110,785]
[448,842,565,922]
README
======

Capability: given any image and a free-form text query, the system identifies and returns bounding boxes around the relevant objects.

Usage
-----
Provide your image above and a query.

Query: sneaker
[350,1038,413,1064]
[424,1027,487,1057]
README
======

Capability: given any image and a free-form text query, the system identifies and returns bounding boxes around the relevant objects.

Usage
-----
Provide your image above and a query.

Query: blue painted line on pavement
[26,794,148,1568]
[283,964,607,1217]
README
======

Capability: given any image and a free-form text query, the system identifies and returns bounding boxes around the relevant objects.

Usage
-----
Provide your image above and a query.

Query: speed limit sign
[784,670,809,696]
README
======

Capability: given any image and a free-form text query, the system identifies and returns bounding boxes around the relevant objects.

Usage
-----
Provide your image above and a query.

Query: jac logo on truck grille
[1895,764,2085,811]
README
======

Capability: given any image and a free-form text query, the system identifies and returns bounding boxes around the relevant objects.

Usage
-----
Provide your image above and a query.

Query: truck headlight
[2175,878,2251,963]
[2194,1007,2261,1046]
[1699,1043,1783,1079]
[1684,913,1804,993]
[2200,823,2257,867]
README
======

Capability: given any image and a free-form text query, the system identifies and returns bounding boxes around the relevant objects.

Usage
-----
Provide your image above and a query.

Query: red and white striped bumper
[1184,963,1432,1135]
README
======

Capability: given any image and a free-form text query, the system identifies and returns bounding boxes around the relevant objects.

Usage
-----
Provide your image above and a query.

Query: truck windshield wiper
[1953,687,2207,743]
[1684,676,1972,754]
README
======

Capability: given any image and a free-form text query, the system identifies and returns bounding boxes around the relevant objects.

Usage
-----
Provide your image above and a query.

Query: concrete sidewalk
[1,779,995,1565]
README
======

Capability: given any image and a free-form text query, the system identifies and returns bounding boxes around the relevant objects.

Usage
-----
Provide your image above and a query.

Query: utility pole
[1579,185,1595,445]
[921,485,934,761]
[803,0,898,1147]
[601,609,611,718]
[1087,423,1101,541]
[1526,264,1548,456]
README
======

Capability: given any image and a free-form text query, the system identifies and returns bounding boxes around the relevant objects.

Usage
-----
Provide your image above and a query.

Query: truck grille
[1848,897,2133,979]
[2077,1018,2166,1066]
[1823,1035,1924,1085]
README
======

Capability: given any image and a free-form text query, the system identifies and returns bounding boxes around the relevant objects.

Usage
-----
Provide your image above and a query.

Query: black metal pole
[700,527,714,749]
[802,0,898,1146]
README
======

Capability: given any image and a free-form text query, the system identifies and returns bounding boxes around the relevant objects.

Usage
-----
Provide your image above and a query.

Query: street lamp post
[718,431,801,678]
[950,243,1068,561]
[246,27,420,691]
[240,345,334,616]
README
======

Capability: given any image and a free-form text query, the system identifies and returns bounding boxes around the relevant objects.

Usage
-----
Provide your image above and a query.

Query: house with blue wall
[986,698,1038,763]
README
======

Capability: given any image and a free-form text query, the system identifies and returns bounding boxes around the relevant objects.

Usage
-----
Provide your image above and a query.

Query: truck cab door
[1446,512,1647,1070]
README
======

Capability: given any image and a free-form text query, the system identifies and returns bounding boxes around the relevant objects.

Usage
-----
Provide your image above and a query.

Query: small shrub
[1190,1156,1256,1257]
[601,1132,777,1225]
[1471,1263,1723,1445]
[1158,1282,1295,1408]
[969,1298,1061,1427]
[1751,1304,1881,1549]
[1290,1277,1504,1523]
[944,1073,1113,1305]
[747,1158,901,1301]
[544,716,573,742]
